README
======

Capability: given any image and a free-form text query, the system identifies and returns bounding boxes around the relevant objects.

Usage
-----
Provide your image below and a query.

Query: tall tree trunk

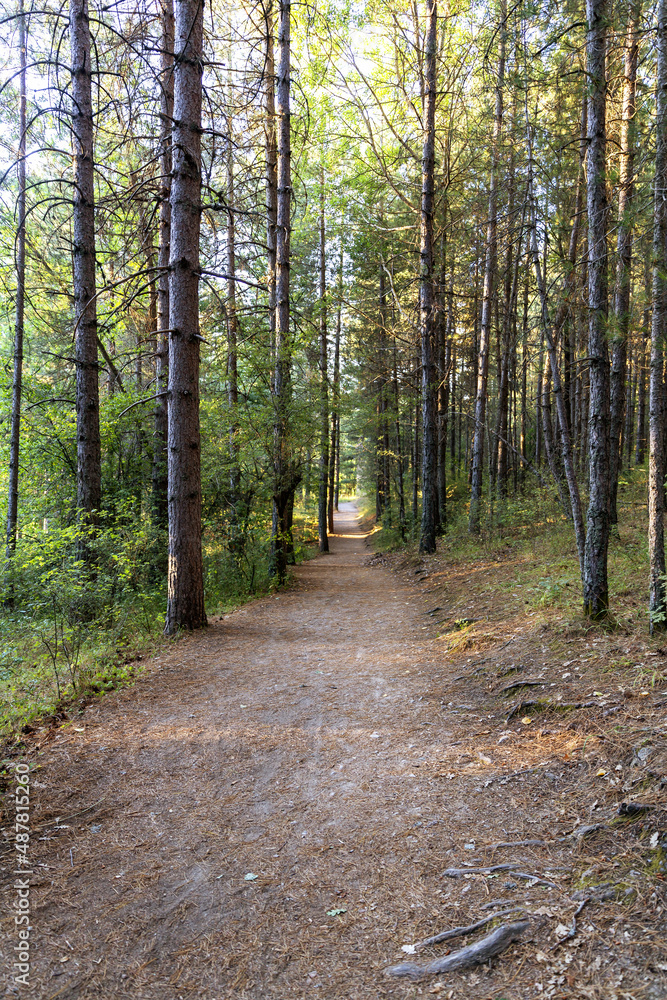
[376,262,389,522]
[450,336,457,477]
[583,0,610,619]
[469,0,505,533]
[436,204,447,529]
[318,165,329,552]
[164,0,206,633]
[419,0,438,553]
[152,0,173,529]
[327,239,342,533]
[649,0,667,631]
[497,178,521,497]
[265,3,277,365]
[270,0,294,582]
[381,268,391,525]
[394,339,406,537]
[70,0,101,534]
[5,0,26,577]
[636,261,650,464]
[562,94,587,437]
[520,269,528,475]
[610,3,640,526]
[334,413,340,509]
[412,399,419,527]
[227,60,241,544]
[624,338,635,467]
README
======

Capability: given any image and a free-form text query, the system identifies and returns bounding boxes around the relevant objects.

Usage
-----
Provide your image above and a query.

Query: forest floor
[1,503,667,1000]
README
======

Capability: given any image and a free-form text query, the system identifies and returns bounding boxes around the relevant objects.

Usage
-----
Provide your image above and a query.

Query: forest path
[6,507,662,999]
[18,503,461,999]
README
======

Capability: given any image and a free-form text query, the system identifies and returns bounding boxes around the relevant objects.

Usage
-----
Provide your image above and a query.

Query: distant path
[3,505,469,998]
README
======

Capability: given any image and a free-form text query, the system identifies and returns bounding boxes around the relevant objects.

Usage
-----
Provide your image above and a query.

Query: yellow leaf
[521,717,533,725]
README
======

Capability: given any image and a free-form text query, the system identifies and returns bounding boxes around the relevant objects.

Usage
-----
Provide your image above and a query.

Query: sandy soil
[1,504,666,999]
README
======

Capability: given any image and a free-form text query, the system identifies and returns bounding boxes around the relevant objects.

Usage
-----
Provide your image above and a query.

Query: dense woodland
[1,0,667,693]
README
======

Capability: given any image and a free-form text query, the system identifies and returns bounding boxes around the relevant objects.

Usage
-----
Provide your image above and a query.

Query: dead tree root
[385,920,530,980]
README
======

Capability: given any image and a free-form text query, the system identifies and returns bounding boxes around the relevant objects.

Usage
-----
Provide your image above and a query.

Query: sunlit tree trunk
[610,3,640,526]
[71,0,101,534]
[318,165,329,552]
[649,0,667,631]
[636,260,650,464]
[5,0,27,579]
[419,0,438,553]
[469,0,505,533]
[328,240,342,533]
[583,0,610,619]
[165,0,206,633]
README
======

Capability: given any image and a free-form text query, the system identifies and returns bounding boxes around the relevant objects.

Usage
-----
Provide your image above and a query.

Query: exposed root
[401,908,524,953]
[385,920,531,980]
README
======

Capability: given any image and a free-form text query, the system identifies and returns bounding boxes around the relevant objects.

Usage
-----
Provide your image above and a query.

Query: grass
[369,465,653,634]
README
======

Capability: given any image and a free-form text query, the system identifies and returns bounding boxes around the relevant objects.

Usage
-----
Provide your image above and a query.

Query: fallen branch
[385,920,530,979]
[552,897,588,950]
[402,909,524,953]
[443,863,520,876]
[442,864,562,890]
[486,839,551,849]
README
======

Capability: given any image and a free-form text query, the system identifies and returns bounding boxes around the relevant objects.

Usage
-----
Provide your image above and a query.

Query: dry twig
[552,897,588,950]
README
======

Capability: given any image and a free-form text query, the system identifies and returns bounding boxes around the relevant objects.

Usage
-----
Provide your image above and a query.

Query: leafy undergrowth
[366,468,667,997]
[0,504,322,744]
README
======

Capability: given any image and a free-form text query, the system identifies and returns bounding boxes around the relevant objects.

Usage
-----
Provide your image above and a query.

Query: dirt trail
[2,505,665,999]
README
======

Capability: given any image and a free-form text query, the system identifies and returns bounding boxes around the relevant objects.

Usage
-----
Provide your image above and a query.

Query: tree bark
[610,3,640,525]
[164,0,206,633]
[318,165,329,552]
[583,0,610,619]
[152,0,174,529]
[649,0,667,631]
[70,0,102,530]
[270,0,295,582]
[265,2,277,361]
[636,260,650,464]
[327,239,342,533]
[394,338,406,537]
[5,0,27,575]
[469,0,505,533]
[412,399,419,527]
[226,57,241,549]
[419,0,438,553]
